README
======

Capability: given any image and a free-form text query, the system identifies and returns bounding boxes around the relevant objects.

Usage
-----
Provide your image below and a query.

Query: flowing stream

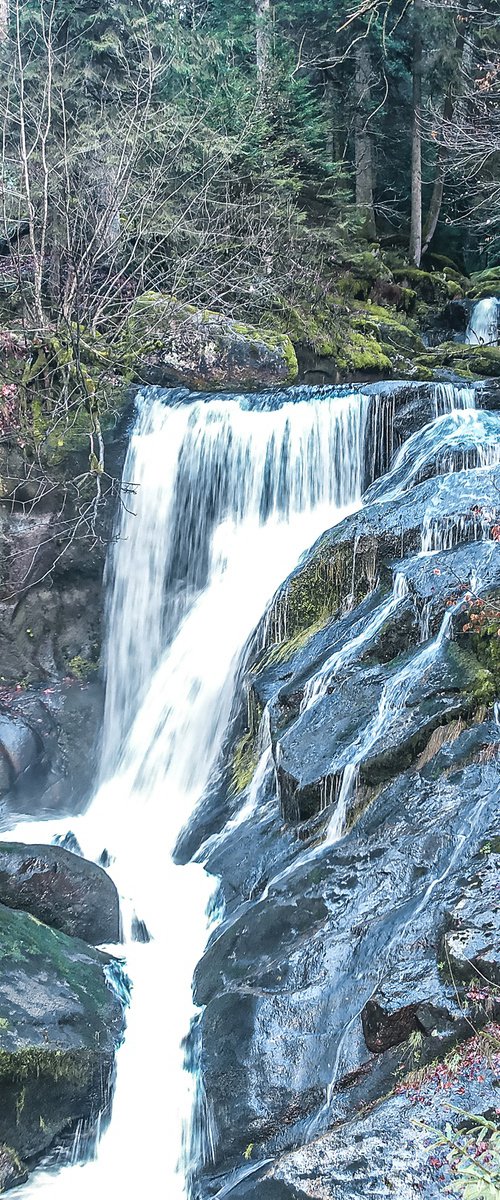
[466,296,498,345]
[6,387,371,1198]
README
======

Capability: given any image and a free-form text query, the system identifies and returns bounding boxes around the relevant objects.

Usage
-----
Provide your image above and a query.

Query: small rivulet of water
[301,572,409,713]
[466,297,499,346]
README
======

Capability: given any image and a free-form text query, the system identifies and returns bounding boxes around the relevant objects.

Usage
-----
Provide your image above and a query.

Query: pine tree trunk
[93,157,121,254]
[355,41,377,240]
[409,0,423,267]
[422,7,470,256]
[454,19,474,125]
[255,0,271,93]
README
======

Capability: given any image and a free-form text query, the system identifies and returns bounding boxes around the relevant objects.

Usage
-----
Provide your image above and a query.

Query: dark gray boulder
[0,841,120,945]
[0,902,126,1171]
[197,752,500,1176]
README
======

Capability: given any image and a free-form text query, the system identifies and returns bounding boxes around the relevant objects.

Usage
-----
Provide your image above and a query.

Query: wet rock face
[193,403,500,1198]
[0,392,131,823]
[227,1181,313,1199]
[197,751,500,1188]
[444,847,500,987]
[0,451,113,689]
[0,681,104,822]
[250,471,500,825]
[0,902,126,1168]
[0,842,120,945]
[0,1145,28,1193]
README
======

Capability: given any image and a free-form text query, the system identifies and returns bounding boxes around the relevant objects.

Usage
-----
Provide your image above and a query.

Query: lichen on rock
[125,292,298,389]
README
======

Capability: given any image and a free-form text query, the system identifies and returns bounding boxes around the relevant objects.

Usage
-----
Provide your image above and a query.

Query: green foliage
[67,656,97,680]
[430,1113,500,1199]
[0,0,497,385]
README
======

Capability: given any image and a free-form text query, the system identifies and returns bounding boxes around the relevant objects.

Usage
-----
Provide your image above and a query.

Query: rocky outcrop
[126,293,298,390]
[468,266,500,300]
[0,332,130,817]
[0,842,120,945]
[195,749,499,1178]
[0,902,126,1175]
[0,681,104,819]
[189,410,500,1198]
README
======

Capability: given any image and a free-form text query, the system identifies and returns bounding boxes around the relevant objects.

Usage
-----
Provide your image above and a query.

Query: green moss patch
[467,621,500,704]
[468,267,500,300]
[392,268,457,305]
[415,342,500,379]
[67,655,98,680]
[230,732,258,795]
[0,905,116,1027]
[266,538,370,649]
[0,1048,95,1089]
[258,615,330,670]
[350,303,424,356]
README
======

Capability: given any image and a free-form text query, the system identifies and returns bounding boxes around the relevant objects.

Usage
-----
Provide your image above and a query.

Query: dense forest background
[0,0,498,335]
[0,0,497,506]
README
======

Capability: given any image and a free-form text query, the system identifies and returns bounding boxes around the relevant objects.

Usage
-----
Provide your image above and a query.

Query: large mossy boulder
[0,327,131,473]
[126,292,298,390]
[0,902,125,1173]
[0,842,120,945]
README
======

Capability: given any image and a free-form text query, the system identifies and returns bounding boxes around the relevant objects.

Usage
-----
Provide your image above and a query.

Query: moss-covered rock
[125,292,298,390]
[392,267,459,305]
[465,611,500,704]
[0,902,125,1170]
[1,325,130,471]
[230,731,259,796]
[336,329,393,374]
[350,303,424,356]
[468,268,500,300]
[262,534,375,655]
[414,342,500,379]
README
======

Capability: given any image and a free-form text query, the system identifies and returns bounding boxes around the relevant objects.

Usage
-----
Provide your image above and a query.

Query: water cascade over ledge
[3,377,500,1198]
[466,296,499,346]
[5,387,371,1197]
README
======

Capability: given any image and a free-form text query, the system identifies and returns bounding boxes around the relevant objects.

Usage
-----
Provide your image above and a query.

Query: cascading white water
[6,387,371,1198]
[433,382,475,414]
[466,297,498,346]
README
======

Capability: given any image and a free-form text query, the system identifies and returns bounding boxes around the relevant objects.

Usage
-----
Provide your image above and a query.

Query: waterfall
[432,381,475,414]
[466,297,498,346]
[4,376,496,1197]
[6,386,370,1198]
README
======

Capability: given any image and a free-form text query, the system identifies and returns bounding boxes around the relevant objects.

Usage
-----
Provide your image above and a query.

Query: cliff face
[178,383,500,1200]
